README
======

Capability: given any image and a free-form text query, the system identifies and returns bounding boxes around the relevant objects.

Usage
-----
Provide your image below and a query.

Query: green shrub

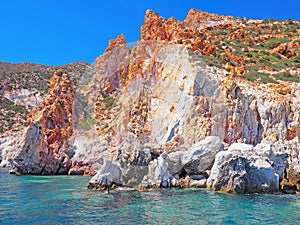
[273,73,300,83]
[78,116,96,130]
[244,71,278,84]
[266,38,290,49]
[290,54,300,63]
[102,95,115,108]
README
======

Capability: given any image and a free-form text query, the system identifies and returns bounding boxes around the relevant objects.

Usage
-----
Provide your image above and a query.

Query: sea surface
[1,168,300,225]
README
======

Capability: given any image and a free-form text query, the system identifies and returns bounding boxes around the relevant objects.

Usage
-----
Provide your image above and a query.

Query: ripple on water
[1,169,300,224]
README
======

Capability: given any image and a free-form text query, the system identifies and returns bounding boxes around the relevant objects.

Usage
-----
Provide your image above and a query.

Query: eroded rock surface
[2,9,299,195]
[87,160,122,190]
[206,143,288,193]
[13,70,75,174]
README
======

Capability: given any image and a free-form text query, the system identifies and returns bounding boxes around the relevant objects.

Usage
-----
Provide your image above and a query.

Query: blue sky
[1,0,299,66]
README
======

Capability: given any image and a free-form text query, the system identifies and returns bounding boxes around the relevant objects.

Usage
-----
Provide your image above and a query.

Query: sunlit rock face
[84,9,300,191]
[13,70,75,174]
[91,39,299,165]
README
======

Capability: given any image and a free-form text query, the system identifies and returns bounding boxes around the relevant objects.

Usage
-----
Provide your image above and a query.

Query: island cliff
[2,9,300,194]
[86,9,300,194]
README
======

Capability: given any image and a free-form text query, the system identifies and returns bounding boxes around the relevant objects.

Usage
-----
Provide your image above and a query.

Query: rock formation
[206,143,288,193]
[0,62,92,167]
[86,9,300,194]
[87,160,122,190]
[13,70,75,174]
[2,8,299,195]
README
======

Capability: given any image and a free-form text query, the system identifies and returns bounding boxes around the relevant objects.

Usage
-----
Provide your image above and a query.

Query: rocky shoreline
[87,137,300,194]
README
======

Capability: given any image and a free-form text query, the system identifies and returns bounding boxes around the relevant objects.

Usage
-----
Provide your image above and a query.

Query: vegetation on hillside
[0,62,92,134]
[193,18,300,83]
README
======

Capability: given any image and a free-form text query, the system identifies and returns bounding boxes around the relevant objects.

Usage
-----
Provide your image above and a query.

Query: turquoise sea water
[1,168,300,225]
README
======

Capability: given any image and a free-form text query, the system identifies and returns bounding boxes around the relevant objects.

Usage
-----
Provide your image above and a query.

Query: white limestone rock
[183,136,223,175]
[88,160,122,189]
[207,143,288,193]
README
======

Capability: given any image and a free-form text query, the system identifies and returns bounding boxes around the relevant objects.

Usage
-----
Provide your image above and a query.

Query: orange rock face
[105,34,126,52]
[141,9,220,57]
[141,10,167,41]
[225,48,244,66]
[267,83,292,95]
[225,63,246,75]
[273,43,296,58]
[14,70,75,174]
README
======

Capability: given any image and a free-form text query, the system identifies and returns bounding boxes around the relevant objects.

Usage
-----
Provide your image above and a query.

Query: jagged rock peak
[13,70,75,175]
[105,34,126,52]
[141,8,229,42]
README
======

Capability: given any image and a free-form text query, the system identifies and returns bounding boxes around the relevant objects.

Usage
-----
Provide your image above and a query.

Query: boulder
[183,136,223,175]
[207,143,288,193]
[68,161,96,176]
[189,179,207,188]
[280,160,300,194]
[87,160,122,190]
[138,152,173,190]
[167,136,223,176]
[168,151,184,175]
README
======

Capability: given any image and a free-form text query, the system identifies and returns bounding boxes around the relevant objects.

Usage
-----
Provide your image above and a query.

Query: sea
[1,168,300,225]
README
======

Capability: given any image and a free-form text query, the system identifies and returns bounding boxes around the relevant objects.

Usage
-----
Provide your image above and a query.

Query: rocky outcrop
[87,160,122,190]
[137,143,219,191]
[0,62,91,137]
[206,143,288,193]
[1,8,298,195]
[141,9,221,57]
[138,152,173,190]
[272,43,296,59]
[280,156,300,194]
[88,136,221,191]
[13,70,75,174]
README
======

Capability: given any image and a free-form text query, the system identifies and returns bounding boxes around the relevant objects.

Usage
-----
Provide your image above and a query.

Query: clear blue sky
[1,0,299,66]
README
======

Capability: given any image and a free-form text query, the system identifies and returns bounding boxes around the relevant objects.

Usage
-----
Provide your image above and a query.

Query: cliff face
[13,70,75,174]
[87,10,300,157]
[87,9,300,193]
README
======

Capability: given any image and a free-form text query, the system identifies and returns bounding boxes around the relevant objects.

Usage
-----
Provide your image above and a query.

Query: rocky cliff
[3,9,300,194]
[13,70,75,174]
[87,9,300,194]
